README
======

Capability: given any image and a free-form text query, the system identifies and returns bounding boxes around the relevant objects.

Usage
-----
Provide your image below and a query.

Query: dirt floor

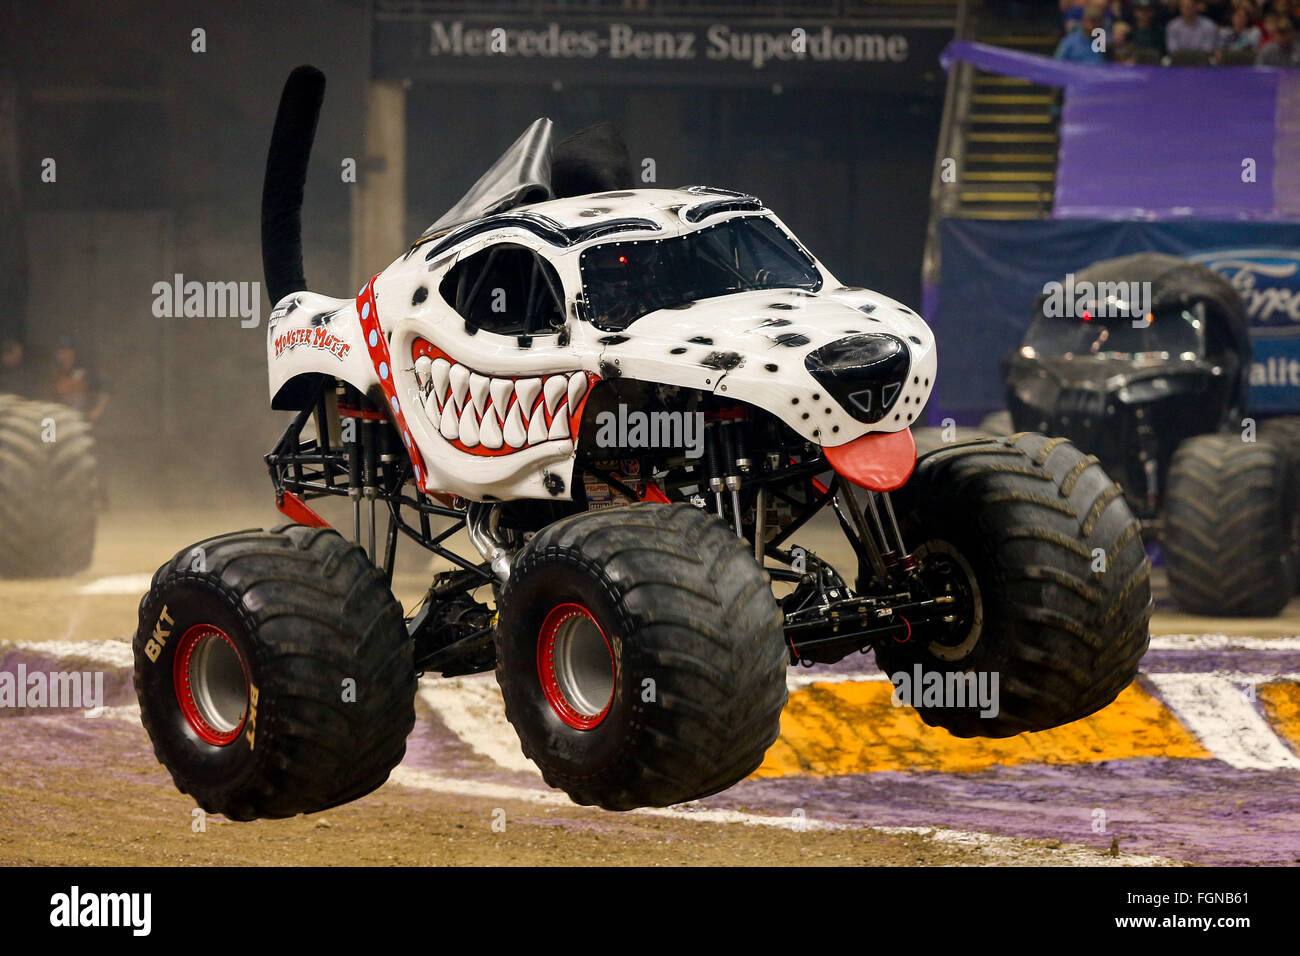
[2,504,1298,866]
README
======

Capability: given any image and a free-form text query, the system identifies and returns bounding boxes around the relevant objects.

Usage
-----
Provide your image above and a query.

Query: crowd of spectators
[1055,0,1300,65]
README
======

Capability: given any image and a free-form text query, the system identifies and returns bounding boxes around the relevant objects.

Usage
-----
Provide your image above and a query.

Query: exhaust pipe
[261,65,325,306]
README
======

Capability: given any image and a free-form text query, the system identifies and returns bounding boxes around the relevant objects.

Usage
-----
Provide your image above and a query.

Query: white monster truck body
[267,180,935,501]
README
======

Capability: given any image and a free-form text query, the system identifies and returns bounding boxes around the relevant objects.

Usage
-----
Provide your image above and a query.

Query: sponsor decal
[245,680,259,751]
[273,325,353,361]
[144,605,173,663]
[1188,248,1300,338]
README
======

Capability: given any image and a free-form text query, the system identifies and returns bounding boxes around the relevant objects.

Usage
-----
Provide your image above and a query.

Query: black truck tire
[1258,415,1300,468]
[876,433,1151,738]
[1258,416,1300,594]
[134,525,415,820]
[1164,433,1297,617]
[495,503,787,810]
[0,397,98,577]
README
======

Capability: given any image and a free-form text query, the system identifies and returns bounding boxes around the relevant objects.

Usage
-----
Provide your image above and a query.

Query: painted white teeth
[469,373,491,417]
[449,364,470,410]
[543,375,567,415]
[458,406,479,446]
[514,378,542,416]
[416,353,586,453]
[567,373,588,409]
[548,412,569,440]
[479,410,503,449]
[439,401,459,440]
[527,409,549,445]
[503,403,527,448]
[489,379,514,422]
[430,358,451,407]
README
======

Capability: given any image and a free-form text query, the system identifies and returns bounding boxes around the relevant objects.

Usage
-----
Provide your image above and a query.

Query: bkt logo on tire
[144,606,174,663]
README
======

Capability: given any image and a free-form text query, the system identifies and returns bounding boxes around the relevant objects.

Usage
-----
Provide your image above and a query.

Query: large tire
[0,396,98,577]
[1258,415,1300,453]
[1164,433,1297,617]
[495,503,787,810]
[134,525,415,820]
[1258,416,1300,594]
[876,433,1151,737]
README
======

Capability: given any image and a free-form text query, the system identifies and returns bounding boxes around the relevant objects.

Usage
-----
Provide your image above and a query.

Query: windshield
[579,216,821,329]
[1022,305,1206,361]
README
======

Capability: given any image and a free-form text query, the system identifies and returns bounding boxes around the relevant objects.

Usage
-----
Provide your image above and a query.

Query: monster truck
[994,253,1300,617]
[132,67,1151,818]
[0,393,98,577]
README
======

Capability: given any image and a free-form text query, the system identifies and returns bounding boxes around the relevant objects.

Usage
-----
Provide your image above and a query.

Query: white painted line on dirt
[1146,672,1300,770]
[385,765,1174,865]
[75,573,155,596]
[788,670,885,690]
[11,642,1300,775]
[1150,634,1300,652]
[418,676,539,777]
[2,639,134,669]
[98,703,141,723]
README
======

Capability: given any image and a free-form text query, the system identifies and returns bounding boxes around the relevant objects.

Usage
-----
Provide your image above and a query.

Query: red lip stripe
[355,277,432,493]
[411,337,599,458]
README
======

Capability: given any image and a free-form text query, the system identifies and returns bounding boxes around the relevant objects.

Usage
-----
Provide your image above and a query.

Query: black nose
[804,334,910,423]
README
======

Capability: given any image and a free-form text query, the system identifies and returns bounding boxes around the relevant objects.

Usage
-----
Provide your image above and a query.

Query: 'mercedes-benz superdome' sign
[373,17,948,89]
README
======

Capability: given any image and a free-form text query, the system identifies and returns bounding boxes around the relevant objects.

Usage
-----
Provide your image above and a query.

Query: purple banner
[943,41,1298,222]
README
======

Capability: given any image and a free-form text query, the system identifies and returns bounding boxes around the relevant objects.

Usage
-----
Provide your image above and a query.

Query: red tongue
[823,428,916,492]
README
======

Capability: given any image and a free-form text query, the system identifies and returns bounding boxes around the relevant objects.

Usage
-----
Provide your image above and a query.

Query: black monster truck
[995,252,1300,617]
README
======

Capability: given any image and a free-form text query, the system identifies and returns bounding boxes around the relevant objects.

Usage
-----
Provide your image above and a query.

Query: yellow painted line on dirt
[756,680,1210,777]
[1260,681,1300,754]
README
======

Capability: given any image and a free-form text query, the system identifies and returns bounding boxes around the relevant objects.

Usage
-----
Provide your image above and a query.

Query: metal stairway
[956,26,1061,219]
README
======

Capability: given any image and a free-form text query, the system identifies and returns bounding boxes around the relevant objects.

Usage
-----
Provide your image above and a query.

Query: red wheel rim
[172,624,249,746]
[536,603,615,730]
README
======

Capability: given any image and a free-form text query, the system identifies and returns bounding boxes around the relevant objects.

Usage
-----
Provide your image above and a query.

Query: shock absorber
[721,420,744,537]
[703,422,726,518]
[362,417,379,561]
[345,397,363,544]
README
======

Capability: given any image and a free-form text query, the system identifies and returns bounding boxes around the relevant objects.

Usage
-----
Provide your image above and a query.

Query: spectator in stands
[1219,4,1263,47]
[1259,15,1300,61]
[1131,0,1169,55]
[50,337,108,422]
[1166,0,1220,51]
[1111,18,1139,60]
[1057,7,1109,61]
[0,338,31,397]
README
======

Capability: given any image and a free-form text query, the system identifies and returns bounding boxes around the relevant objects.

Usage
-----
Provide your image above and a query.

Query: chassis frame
[266,378,971,676]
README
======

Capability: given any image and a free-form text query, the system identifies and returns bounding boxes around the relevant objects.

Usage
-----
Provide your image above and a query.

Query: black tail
[262,65,325,306]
